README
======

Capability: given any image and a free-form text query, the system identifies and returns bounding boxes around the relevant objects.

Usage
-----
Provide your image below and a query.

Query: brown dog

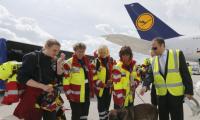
[109,104,158,120]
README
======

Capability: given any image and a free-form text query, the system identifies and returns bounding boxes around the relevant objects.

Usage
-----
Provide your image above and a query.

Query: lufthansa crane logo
[136,13,154,31]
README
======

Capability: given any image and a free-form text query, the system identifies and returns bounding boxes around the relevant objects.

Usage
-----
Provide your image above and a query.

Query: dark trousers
[151,84,157,106]
[70,101,90,120]
[43,110,57,120]
[158,92,184,120]
[97,88,111,120]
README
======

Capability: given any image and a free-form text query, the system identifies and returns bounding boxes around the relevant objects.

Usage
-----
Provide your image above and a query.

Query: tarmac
[0,75,200,120]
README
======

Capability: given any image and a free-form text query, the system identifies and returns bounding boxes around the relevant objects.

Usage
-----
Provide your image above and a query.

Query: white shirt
[159,50,167,74]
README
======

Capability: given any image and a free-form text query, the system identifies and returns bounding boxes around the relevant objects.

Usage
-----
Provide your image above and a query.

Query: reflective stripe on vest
[113,74,121,80]
[80,116,88,119]
[4,90,18,96]
[113,92,123,98]
[99,111,107,115]
[65,90,80,95]
[152,49,184,96]
[154,82,183,88]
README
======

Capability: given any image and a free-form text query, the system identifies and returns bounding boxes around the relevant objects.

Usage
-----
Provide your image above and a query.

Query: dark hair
[73,42,86,51]
[153,37,165,47]
[119,46,133,59]
[45,39,60,48]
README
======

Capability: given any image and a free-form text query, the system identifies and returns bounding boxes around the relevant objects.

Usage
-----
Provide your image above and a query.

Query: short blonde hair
[97,45,110,57]
[73,42,86,51]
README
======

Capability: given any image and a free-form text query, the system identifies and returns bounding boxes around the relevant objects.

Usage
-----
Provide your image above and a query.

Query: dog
[109,103,158,120]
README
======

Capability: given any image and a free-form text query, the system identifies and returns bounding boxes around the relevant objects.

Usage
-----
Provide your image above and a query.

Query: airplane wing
[103,34,151,55]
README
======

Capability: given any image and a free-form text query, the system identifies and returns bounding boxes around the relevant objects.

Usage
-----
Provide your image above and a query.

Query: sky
[0,0,200,61]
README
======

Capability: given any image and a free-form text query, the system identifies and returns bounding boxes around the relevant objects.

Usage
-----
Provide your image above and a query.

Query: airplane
[104,2,200,64]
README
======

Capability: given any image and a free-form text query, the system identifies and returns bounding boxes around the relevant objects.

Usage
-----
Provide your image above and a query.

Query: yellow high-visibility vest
[93,58,112,97]
[113,61,140,107]
[0,61,22,105]
[0,61,20,80]
[63,57,87,103]
[152,49,184,96]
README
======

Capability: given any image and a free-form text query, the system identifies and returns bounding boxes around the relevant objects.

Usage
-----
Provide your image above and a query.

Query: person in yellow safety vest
[139,50,158,106]
[91,45,114,120]
[112,46,140,109]
[138,58,151,81]
[63,42,94,120]
[0,61,24,105]
[141,50,155,73]
[187,63,192,75]
[140,37,193,120]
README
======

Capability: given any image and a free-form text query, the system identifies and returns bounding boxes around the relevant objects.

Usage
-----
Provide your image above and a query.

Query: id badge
[71,67,80,73]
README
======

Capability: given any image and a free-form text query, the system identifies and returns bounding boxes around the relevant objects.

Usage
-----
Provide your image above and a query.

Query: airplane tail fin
[0,38,7,63]
[125,3,181,40]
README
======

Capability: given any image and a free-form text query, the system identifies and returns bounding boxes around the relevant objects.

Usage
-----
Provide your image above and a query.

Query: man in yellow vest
[140,38,193,120]
[63,42,94,120]
[112,46,140,109]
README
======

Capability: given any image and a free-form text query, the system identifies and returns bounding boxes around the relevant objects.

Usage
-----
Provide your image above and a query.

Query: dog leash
[135,90,145,103]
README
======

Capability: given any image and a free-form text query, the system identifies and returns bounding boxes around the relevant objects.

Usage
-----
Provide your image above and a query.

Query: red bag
[13,86,43,119]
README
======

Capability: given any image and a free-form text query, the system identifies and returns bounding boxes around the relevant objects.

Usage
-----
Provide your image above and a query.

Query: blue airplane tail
[125,3,181,41]
[0,38,7,92]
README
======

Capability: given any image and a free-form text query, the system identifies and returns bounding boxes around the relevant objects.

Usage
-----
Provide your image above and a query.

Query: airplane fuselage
[165,36,200,62]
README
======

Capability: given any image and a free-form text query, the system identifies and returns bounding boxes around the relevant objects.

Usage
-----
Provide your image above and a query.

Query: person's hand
[140,86,147,96]
[185,94,193,100]
[42,84,54,93]
[106,80,113,88]
[57,53,65,64]
[131,80,140,88]
[57,53,66,75]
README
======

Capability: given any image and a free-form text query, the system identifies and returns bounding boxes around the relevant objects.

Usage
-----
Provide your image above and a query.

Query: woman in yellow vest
[63,42,94,120]
[92,45,114,120]
[112,46,140,109]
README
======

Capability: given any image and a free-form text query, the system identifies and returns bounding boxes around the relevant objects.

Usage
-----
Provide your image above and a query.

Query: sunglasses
[151,47,157,51]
